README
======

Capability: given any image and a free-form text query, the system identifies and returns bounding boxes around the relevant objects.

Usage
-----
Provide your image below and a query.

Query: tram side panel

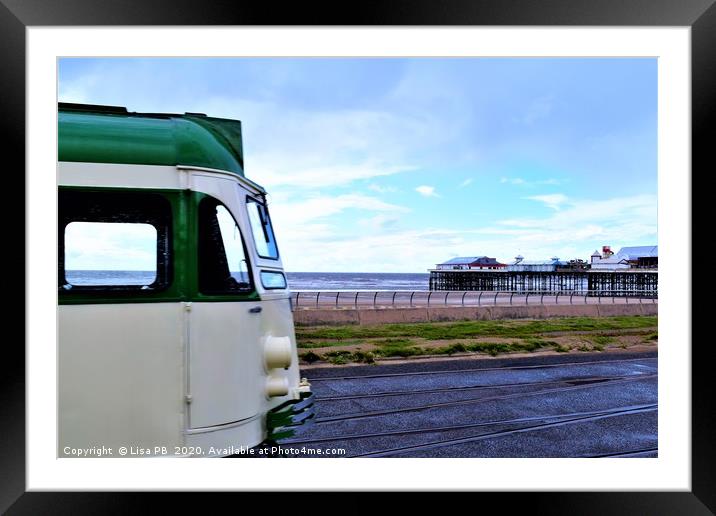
[58,303,185,456]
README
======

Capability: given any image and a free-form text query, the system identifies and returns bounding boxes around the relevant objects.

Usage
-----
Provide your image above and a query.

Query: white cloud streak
[270,193,410,227]
[500,177,526,185]
[64,222,156,270]
[274,193,655,272]
[368,183,398,194]
[59,78,429,189]
[526,193,568,210]
[500,177,561,187]
[415,185,438,197]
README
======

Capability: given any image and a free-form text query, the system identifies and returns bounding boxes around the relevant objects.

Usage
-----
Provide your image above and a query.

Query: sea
[286,272,430,291]
[64,271,431,291]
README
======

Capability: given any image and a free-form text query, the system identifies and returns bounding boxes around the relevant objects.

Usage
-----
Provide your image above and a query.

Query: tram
[58,103,313,457]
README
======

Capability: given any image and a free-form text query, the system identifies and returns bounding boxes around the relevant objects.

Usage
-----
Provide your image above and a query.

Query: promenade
[292,289,657,310]
[291,291,657,326]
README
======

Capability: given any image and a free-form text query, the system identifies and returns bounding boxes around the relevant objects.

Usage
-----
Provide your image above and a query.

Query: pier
[428,270,657,297]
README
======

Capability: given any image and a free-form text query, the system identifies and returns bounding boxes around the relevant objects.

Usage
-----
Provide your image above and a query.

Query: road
[283,352,658,458]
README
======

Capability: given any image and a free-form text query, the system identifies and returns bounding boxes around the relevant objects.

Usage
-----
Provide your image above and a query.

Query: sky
[59,57,657,273]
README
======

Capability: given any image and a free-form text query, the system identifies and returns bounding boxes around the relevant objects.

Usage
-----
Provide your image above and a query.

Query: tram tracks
[314,374,636,402]
[587,447,658,458]
[282,403,657,447]
[285,356,659,458]
[349,403,657,457]
[306,356,657,382]
[314,373,657,423]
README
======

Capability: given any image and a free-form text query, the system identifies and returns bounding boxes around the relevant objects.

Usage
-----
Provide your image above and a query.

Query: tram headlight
[266,374,290,397]
[264,335,293,370]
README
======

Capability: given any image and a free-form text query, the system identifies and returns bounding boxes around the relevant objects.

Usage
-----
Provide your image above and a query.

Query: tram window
[65,222,157,286]
[58,190,172,292]
[246,197,279,259]
[198,198,253,294]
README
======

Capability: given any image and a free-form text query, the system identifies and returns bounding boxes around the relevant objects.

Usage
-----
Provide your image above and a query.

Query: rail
[290,289,658,310]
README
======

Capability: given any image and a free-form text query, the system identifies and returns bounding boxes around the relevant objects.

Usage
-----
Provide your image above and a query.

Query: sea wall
[292,303,657,326]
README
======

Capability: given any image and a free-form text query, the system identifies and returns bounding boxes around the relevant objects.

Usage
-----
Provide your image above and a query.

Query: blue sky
[59,57,657,272]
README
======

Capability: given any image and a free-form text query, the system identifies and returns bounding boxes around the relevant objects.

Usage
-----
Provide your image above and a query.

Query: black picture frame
[2,0,711,513]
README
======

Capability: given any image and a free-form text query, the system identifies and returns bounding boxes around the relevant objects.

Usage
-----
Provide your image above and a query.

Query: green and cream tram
[58,103,313,457]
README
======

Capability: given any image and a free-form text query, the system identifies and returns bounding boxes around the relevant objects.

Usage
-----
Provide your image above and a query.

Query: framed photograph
[4,0,712,512]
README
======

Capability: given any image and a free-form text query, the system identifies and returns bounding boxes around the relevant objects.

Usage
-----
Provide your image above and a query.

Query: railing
[291,289,658,310]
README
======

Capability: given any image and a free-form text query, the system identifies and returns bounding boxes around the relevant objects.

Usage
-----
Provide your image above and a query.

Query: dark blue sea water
[285,272,430,291]
[65,270,157,286]
[65,271,431,291]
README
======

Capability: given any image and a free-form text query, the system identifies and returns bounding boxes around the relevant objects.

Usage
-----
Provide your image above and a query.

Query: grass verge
[296,315,657,341]
[297,315,657,365]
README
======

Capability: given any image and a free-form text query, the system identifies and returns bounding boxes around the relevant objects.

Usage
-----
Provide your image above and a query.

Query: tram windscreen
[246,197,278,259]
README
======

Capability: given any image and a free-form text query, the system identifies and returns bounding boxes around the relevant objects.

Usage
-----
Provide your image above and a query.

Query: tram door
[187,175,264,429]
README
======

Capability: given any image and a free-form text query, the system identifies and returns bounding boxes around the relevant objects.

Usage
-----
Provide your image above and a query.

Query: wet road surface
[284,352,658,458]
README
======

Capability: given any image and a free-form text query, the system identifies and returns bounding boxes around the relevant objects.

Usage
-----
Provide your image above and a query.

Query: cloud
[525,193,568,210]
[59,70,429,189]
[415,185,438,197]
[358,214,400,230]
[500,177,526,185]
[254,162,416,189]
[64,222,157,270]
[270,193,409,227]
[367,183,398,194]
[58,59,656,273]
[277,194,655,272]
[277,226,473,272]
[499,194,656,239]
[459,178,473,188]
[500,177,561,187]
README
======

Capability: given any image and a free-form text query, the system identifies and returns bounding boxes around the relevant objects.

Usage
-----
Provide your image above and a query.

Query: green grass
[295,316,657,342]
[301,347,423,363]
[297,337,608,364]
[297,339,362,349]
[643,332,658,342]
[375,346,425,358]
[352,350,376,364]
[323,350,353,365]
[299,341,535,364]
[432,343,469,355]
[299,351,321,363]
[520,338,558,352]
[374,338,418,346]
[426,342,474,355]
[371,337,424,358]
[416,339,557,357]
[469,343,513,356]
[295,316,658,364]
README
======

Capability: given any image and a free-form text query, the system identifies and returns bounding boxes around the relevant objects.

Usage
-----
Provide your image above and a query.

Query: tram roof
[58,103,247,178]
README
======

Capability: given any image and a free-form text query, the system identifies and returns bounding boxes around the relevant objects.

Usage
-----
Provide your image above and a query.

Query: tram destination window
[260,270,287,289]
[59,190,172,292]
[198,197,253,294]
